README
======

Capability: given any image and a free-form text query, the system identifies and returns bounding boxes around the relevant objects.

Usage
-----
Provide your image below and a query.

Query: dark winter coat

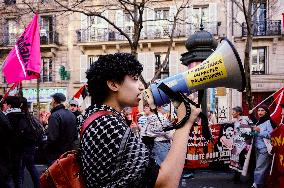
[5,109,36,151]
[0,111,13,186]
[46,104,78,162]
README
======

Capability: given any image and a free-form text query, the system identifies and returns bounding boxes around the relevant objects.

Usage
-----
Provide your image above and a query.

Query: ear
[107,80,120,92]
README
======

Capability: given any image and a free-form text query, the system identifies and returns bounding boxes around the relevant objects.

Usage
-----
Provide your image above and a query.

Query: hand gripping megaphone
[142,38,246,109]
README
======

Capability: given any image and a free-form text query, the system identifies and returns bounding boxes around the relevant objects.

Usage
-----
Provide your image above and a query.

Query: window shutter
[209,3,218,34]
[96,11,109,40]
[209,3,218,23]
[138,52,155,82]
[138,52,147,80]
[81,13,88,42]
[146,8,156,39]
[101,11,109,29]
[116,10,124,28]
[169,51,179,76]
[145,52,155,82]
[169,6,177,22]
[185,6,194,37]
[140,9,146,39]
[169,6,177,36]
[115,10,124,40]
[81,13,88,30]
[80,55,88,83]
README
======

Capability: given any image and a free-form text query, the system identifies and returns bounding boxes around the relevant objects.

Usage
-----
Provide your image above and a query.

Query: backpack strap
[80,111,112,138]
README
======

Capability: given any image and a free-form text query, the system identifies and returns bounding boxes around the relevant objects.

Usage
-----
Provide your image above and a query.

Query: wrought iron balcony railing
[252,70,265,75]
[0,33,17,46]
[0,31,59,47]
[40,31,59,45]
[242,20,281,36]
[77,21,220,43]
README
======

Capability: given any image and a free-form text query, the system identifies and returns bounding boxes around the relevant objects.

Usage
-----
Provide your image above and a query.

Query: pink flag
[2,14,41,84]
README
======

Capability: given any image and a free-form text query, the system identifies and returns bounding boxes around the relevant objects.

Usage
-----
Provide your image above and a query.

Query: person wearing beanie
[249,105,273,188]
[45,93,78,165]
[69,99,83,137]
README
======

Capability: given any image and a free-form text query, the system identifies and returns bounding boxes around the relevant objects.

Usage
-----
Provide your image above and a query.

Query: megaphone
[143,38,246,109]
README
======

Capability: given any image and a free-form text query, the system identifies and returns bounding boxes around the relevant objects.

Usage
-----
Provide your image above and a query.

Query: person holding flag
[249,105,273,188]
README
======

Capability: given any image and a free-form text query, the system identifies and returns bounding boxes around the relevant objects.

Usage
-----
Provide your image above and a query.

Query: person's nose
[138,81,144,91]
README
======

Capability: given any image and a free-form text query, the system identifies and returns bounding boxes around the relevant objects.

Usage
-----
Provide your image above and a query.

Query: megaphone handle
[163,92,192,131]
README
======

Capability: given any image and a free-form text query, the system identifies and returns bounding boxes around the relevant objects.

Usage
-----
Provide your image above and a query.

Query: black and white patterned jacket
[79,104,159,188]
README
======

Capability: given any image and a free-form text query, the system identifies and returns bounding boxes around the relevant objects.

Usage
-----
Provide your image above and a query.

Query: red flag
[271,87,284,125]
[2,14,41,84]
[73,85,88,105]
[130,107,139,124]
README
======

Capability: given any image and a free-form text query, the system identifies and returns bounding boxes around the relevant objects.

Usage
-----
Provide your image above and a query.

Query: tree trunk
[244,34,253,110]
[243,0,254,110]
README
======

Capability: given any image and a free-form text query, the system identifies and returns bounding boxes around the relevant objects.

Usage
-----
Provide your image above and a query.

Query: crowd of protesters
[0,94,80,188]
[0,53,283,188]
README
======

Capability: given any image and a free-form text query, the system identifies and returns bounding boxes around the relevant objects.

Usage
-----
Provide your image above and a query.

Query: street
[179,170,250,188]
[24,166,250,188]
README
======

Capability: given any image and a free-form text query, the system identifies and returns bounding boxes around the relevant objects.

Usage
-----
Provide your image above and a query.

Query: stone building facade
[0,0,283,121]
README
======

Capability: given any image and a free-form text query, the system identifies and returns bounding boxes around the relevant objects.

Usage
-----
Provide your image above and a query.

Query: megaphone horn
[143,38,246,109]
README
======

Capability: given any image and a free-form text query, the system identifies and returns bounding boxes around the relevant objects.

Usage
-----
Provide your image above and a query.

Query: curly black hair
[86,53,143,104]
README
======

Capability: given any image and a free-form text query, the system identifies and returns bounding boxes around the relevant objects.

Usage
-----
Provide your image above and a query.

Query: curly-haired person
[79,53,201,188]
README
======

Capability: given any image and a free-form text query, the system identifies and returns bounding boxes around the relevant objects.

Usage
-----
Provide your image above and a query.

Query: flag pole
[19,81,23,97]
[251,87,284,111]
[0,82,18,103]
[36,3,40,118]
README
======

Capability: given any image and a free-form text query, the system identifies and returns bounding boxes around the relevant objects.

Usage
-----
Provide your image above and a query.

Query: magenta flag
[2,14,41,84]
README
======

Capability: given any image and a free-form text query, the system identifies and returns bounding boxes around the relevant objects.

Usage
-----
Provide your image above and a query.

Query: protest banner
[229,117,253,176]
[185,123,234,169]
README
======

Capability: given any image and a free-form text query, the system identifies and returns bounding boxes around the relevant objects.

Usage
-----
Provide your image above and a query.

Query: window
[155,9,169,20]
[192,6,209,29]
[252,2,267,35]
[41,58,53,82]
[4,0,16,5]
[251,48,266,75]
[155,54,169,79]
[5,18,17,45]
[253,1,266,22]
[39,16,54,44]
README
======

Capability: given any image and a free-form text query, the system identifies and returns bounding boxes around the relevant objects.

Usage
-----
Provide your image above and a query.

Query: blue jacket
[254,120,273,150]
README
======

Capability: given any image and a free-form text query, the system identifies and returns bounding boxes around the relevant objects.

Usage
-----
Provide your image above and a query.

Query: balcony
[252,70,265,75]
[0,31,59,47]
[40,31,59,45]
[76,21,219,43]
[4,0,16,5]
[242,20,281,36]
[0,33,17,47]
